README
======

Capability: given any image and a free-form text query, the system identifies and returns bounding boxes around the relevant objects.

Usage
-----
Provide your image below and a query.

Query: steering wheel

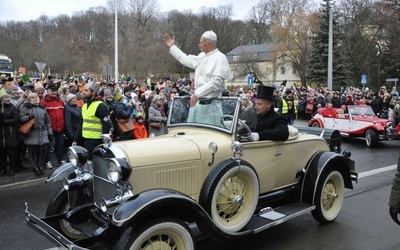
[220,115,253,142]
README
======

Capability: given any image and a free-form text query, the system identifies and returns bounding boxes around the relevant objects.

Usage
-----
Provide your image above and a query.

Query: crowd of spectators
[1,73,399,177]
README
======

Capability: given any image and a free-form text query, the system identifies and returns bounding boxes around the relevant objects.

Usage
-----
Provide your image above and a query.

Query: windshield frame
[167,96,242,135]
[347,105,376,117]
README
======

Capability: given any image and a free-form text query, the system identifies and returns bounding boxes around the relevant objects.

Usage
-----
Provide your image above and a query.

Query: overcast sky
[0,0,260,22]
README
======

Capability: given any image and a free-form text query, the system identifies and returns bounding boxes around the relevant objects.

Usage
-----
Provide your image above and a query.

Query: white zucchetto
[202,30,217,41]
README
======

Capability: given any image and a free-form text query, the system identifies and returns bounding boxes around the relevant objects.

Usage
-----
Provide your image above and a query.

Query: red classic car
[309,105,400,147]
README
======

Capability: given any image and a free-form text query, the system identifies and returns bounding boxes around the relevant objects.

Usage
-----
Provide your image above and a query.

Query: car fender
[112,189,210,227]
[309,117,324,128]
[111,189,251,241]
[45,162,76,183]
[299,151,353,205]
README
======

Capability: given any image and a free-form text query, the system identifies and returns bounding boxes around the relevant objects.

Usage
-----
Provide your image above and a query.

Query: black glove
[389,207,400,225]
[48,134,54,142]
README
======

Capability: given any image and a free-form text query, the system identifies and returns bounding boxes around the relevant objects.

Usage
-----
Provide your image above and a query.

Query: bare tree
[268,0,317,86]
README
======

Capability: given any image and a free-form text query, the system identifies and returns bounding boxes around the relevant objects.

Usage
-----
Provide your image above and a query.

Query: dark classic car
[25,96,357,249]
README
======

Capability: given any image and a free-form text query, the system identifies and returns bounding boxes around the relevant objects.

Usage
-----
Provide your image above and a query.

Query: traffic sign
[247,75,254,85]
[361,74,367,85]
[35,62,47,73]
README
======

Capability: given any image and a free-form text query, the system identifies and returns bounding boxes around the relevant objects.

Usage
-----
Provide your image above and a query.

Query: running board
[244,202,315,234]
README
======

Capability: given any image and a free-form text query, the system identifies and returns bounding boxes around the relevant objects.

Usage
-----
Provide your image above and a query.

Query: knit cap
[5,85,18,94]
[66,93,76,103]
[113,93,123,101]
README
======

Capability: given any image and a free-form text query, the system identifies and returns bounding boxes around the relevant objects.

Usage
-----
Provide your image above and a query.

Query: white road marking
[358,164,397,179]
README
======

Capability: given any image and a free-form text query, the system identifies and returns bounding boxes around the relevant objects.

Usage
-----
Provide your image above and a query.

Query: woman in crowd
[64,93,82,147]
[19,92,53,176]
[0,90,24,176]
[148,95,167,136]
[111,93,134,141]
[239,93,257,130]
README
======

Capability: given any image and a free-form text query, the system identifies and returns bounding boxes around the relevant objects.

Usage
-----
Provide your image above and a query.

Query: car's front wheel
[115,217,194,250]
[45,188,84,240]
[199,160,259,232]
[312,168,345,224]
[365,128,378,147]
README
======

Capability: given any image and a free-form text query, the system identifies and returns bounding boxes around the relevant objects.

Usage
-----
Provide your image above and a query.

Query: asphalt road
[1,132,400,250]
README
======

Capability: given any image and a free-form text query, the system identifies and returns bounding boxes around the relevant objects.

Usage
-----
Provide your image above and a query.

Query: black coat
[0,102,20,148]
[254,108,289,141]
[64,103,82,139]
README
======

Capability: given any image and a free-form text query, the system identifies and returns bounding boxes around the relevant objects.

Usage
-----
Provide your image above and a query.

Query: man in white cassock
[163,31,232,126]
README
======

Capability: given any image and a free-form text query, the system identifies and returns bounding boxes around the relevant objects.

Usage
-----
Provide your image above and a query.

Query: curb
[0,177,47,189]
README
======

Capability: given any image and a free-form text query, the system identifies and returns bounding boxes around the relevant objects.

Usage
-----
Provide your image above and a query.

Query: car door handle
[274,150,282,156]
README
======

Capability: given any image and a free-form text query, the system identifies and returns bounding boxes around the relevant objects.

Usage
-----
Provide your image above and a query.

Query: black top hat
[256,85,275,101]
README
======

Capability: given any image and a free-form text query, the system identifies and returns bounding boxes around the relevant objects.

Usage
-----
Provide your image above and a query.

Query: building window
[266,68,271,75]
[248,53,258,60]
[280,67,285,75]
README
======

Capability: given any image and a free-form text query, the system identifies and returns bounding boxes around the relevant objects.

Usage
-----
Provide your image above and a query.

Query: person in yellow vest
[72,82,111,156]
[279,89,297,125]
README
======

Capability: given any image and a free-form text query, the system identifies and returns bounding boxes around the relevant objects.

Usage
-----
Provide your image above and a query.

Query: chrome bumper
[24,202,89,250]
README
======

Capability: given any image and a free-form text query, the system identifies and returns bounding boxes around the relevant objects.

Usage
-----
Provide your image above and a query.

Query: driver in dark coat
[250,85,289,141]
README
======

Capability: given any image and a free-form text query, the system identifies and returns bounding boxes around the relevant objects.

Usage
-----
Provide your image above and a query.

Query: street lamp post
[115,0,119,84]
[327,6,333,90]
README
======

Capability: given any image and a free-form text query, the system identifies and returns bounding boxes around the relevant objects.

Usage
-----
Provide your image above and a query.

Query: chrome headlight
[107,158,132,184]
[208,141,218,154]
[386,121,395,140]
[107,159,121,184]
[67,146,89,167]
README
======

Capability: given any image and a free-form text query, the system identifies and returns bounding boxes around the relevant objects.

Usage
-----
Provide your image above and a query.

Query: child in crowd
[133,112,148,139]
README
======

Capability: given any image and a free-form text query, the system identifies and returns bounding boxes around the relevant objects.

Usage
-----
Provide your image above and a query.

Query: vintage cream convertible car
[25,96,357,249]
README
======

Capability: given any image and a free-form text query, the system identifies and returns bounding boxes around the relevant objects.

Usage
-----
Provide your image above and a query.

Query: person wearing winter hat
[19,92,53,176]
[239,93,257,131]
[163,30,232,126]
[102,89,114,109]
[64,93,82,148]
[110,91,134,141]
[0,89,26,176]
[278,88,297,125]
[41,81,66,168]
[34,82,46,100]
[5,84,26,108]
[72,81,111,157]
[148,95,167,136]
[133,112,148,139]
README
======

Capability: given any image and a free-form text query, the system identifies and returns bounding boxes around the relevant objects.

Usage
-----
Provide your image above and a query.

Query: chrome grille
[92,156,118,209]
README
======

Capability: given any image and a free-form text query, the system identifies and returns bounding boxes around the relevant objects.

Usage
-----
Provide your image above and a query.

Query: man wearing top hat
[162,31,232,126]
[251,85,289,141]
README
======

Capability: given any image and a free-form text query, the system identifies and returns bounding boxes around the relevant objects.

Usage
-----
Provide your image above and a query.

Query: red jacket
[41,95,65,132]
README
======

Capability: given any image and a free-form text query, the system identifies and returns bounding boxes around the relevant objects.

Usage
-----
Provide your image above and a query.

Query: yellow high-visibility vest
[281,98,297,114]
[82,101,103,139]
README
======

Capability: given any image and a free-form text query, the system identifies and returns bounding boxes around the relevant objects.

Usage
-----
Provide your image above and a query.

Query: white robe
[169,45,232,125]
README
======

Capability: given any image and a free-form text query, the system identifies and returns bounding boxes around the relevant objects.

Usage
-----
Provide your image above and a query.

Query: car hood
[115,136,202,167]
[352,116,388,124]
[113,128,231,167]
